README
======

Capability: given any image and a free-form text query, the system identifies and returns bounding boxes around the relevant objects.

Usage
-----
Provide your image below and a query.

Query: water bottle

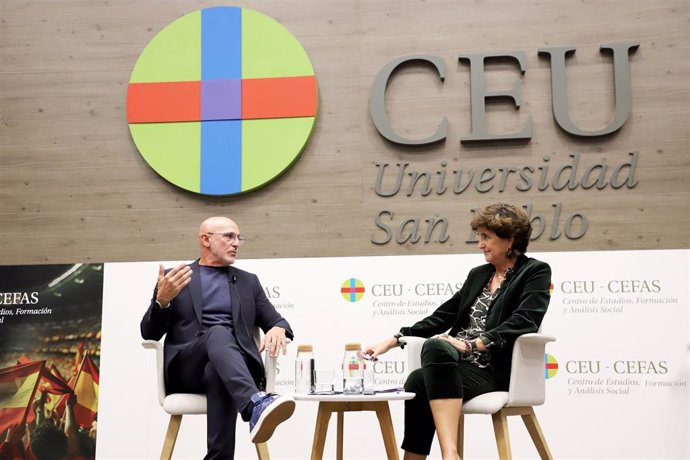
[342,342,364,394]
[295,344,315,394]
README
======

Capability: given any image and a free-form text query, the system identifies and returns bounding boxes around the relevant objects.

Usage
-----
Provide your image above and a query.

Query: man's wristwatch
[155,299,170,309]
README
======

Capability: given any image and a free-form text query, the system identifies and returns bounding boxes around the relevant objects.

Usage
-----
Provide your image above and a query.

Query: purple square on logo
[201,79,241,121]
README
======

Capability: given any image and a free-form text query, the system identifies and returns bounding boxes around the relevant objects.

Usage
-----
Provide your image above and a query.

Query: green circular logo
[341,278,365,302]
[127,6,318,195]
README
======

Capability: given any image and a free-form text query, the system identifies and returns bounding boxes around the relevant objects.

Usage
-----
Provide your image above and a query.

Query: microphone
[503,267,515,283]
[231,275,238,284]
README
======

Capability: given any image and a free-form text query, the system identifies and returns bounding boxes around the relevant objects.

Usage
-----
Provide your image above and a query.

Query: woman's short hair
[470,203,532,254]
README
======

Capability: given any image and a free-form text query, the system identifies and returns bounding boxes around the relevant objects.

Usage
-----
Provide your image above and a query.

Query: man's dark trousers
[169,324,261,460]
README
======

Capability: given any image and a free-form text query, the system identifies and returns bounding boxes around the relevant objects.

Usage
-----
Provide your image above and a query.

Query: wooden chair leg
[255,442,270,460]
[457,413,465,459]
[521,407,553,460]
[491,410,512,460]
[160,414,182,460]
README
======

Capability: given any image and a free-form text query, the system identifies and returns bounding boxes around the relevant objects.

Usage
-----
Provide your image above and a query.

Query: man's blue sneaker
[249,392,296,443]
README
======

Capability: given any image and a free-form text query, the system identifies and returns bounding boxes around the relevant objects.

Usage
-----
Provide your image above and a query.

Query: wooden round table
[293,391,415,460]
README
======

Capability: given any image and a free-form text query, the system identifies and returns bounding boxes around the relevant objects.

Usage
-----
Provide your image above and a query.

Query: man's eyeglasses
[205,232,246,245]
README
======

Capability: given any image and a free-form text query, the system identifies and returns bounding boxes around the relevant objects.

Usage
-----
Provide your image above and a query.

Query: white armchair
[142,328,285,460]
[401,333,556,459]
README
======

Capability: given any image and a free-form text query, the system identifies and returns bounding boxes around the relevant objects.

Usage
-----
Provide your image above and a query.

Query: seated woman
[365,203,552,460]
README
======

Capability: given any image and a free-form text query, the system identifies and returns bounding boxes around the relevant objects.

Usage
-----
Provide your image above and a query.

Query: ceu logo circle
[127,7,318,196]
[341,278,365,303]
[544,354,559,379]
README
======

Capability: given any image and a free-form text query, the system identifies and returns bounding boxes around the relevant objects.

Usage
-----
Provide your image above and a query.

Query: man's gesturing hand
[156,263,192,307]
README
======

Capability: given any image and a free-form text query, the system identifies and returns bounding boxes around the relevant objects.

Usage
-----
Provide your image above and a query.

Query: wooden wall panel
[1,0,688,264]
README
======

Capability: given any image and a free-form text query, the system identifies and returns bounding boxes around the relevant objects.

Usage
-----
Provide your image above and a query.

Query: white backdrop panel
[97,250,688,459]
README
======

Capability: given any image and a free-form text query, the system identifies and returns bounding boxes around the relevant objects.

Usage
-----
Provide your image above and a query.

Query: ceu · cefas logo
[127,6,318,196]
[341,278,365,303]
[545,354,559,379]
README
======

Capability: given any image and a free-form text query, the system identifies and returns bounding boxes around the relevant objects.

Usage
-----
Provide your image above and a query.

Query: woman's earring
[506,248,514,258]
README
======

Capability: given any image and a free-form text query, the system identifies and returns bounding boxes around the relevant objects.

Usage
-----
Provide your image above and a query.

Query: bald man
[141,217,295,459]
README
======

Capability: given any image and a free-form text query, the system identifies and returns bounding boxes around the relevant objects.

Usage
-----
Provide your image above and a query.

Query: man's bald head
[199,216,237,236]
[198,217,241,266]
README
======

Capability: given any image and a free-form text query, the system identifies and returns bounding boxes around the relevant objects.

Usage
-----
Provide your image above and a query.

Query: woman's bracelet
[462,339,479,355]
[462,339,472,355]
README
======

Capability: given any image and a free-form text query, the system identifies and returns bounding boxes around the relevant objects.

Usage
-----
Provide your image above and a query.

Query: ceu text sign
[127,6,318,196]
[367,43,640,246]
[370,43,638,144]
